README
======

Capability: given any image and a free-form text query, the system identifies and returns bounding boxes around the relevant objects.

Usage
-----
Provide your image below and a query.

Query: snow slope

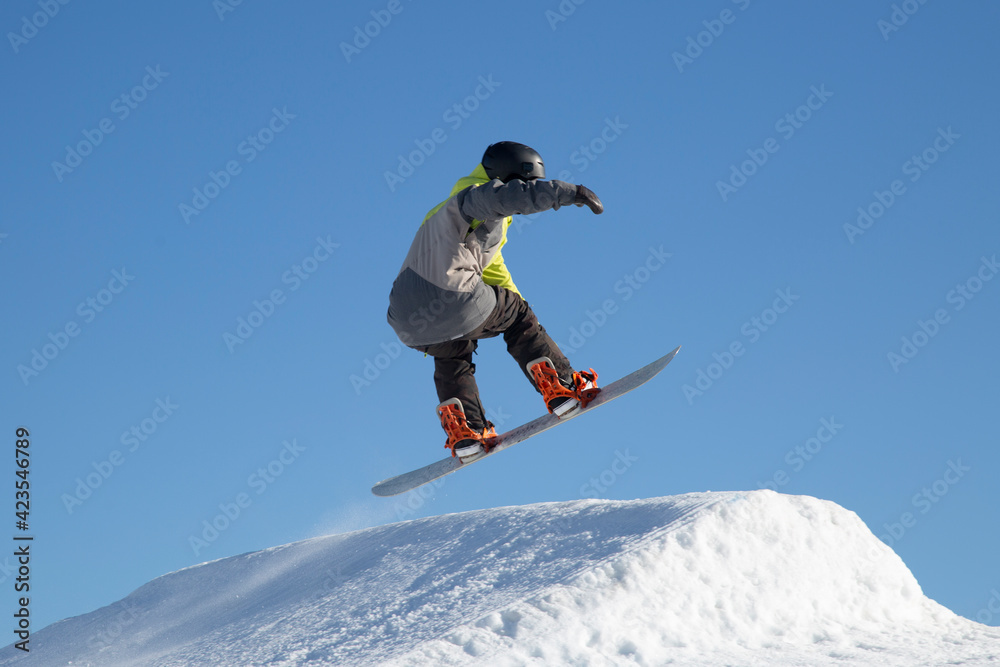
[5,491,998,666]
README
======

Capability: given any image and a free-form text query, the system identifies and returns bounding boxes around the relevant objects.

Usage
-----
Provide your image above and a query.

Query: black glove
[575,185,604,214]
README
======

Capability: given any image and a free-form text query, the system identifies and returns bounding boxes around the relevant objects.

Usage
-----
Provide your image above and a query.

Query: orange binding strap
[530,361,601,413]
[574,369,600,409]
[530,361,577,412]
[437,401,497,456]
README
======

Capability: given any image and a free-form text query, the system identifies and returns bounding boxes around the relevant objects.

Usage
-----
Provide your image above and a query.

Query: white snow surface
[6,490,999,666]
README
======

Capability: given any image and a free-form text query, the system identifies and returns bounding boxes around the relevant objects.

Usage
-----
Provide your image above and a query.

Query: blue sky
[2,0,999,635]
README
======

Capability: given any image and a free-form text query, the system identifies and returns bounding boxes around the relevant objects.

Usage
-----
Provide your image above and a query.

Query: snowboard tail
[371,345,680,497]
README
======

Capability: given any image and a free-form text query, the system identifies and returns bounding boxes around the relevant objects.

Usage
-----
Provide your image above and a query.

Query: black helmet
[481,142,545,183]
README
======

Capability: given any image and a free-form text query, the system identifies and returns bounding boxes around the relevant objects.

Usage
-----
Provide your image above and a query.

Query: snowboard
[371,345,680,497]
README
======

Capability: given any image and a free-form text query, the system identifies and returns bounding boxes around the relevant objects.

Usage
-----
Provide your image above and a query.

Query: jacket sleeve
[458,179,579,222]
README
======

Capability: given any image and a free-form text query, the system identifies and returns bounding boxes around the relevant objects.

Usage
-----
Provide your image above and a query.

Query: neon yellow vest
[422,164,520,296]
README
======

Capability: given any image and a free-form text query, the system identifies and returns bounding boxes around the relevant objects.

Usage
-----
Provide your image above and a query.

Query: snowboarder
[387,141,605,462]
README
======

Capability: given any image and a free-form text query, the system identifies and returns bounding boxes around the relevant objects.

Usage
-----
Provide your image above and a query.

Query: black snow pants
[417,286,574,430]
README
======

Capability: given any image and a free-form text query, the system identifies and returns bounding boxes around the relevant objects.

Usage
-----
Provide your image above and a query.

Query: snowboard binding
[527,358,600,419]
[436,398,497,463]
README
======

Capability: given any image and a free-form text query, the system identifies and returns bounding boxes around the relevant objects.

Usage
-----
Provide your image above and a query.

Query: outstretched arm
[459,179,602,221]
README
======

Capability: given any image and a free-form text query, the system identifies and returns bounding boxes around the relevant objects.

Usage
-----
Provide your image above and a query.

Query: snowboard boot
[436,398,497,463]
[527,358,600,419]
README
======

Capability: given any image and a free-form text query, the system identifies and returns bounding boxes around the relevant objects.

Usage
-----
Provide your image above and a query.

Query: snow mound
[4,491,998,666]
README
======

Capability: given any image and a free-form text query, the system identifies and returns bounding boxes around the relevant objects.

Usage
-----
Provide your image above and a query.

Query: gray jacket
[388,175,579,347]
